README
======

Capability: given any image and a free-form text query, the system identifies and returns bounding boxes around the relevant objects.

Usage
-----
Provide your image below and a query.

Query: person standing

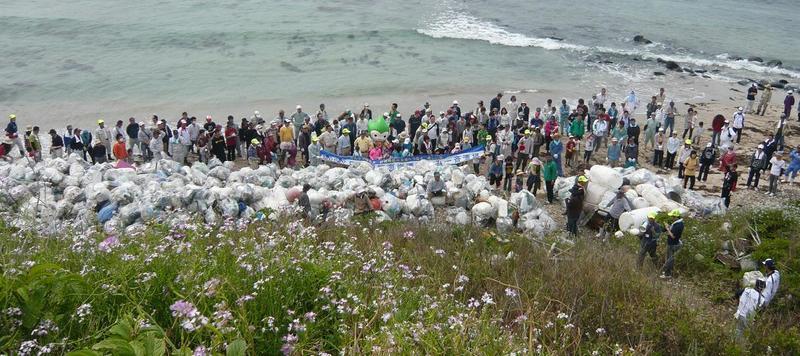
[565,175,587,236]
[682,151,698,189]
[150,130,163,161]
[719,146,737,174]
[767,151,785,196]
[745,83,758,114]
[711,114,726,146]
[627,118,641,145]
[745,145,766,189]
[762,258,780,307]
[336,128,352,156]
[5,114,26,157]
[488,156,504,189]
[188,118,200,153]
[784,146,800,183]
[682,108,696,139]
[663,101,678,136]
[125,117,140,155]
[677,140,693,178]
[525,157,542,195]
[697,143,716,182]
[732,107,745,144]
[665,132,680,170]
[94,120,113,160]
[637,212,661,269]
[80,127,93,163]
[607,137,622,167]
[757,85,773,116]
[720,163,738,207]
[138,122,153,160]
[643,114,657,149]
[734,279,765,343]
[291,105,310,139]
[653,128,666,167]
[490,92,503,113]
[549,133,564,176]
[661,209,684,278]
[592,114,608,150]
[112,134,128,162]
[783,91,795,118]
[91,140,107,163]
[543,155,558,204]
[176,120,192,164]
[26,126,42,162]
[206,126,222,162]
[48,129,64,158]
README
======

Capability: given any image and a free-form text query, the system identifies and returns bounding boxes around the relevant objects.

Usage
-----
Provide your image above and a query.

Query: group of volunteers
[3,85,792,342]
[3,85,797,204]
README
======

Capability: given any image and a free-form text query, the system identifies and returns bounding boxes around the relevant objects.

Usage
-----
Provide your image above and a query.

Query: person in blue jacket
[549,133,564,176]
[784,146,800,182]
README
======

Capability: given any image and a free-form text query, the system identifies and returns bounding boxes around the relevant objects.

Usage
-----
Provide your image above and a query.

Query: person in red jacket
[711,114,726,147]
[224,122,237,161]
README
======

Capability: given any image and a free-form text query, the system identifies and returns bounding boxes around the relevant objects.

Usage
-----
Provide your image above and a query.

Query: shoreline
[1,71,767,131]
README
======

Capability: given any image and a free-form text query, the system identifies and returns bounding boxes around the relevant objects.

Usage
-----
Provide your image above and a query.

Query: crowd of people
[2,86,791,340]
[5,86,798,206]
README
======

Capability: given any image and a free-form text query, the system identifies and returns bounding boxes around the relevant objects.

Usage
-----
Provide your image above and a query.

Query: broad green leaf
[66,350,102,356]
[130,340,145,356]
[172,346,193,356]
[142,332,166,356]
[109,318,135,341]
[92,339,136,356]
[226,339,248,356]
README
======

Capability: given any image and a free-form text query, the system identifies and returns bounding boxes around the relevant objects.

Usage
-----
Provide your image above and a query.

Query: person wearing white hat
[698,142,717,182]
[94,119,113,160]
[783,90,795,118]
[745,144,766,189]
[732,107,745,144]
[745,83,758,114]
[291,105,310,139]
[359,103,372,120]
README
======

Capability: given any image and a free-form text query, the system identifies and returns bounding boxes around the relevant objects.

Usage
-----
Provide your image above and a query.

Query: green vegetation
[0,203,797,355]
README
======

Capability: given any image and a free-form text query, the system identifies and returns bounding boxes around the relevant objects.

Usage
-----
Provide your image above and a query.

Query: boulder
[664,61,682,71]
[766,59,782,67]
[633,35,652,44]
[747,56,763,63]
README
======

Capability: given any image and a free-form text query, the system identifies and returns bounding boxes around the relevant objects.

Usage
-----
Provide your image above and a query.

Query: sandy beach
[2,70,758,131]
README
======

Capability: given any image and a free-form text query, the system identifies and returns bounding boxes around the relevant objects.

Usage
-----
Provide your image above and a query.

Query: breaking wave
[417,11,800,79]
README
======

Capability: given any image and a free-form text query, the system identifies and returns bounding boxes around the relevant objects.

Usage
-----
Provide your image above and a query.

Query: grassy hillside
[0,205,797,355]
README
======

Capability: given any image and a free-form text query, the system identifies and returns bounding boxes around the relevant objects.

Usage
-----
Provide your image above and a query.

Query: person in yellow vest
[354,130,373,157]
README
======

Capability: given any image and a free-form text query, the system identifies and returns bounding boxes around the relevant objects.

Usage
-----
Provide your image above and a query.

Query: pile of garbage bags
[556,165,727,233]
[0,154,559,236]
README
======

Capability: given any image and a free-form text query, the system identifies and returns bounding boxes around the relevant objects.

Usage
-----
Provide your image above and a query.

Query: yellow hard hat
[251,138,260,145]
[685,139,692,145]
[342,128,350,134]
[577,175,589,183]
[524,129,531,135]
[669,209,681,217]
[97,119,105,124]
[647,212,657,219]
[462,136,470,143]
[421,122,429,129]
[311,135,319,142]
[8,114,16,120]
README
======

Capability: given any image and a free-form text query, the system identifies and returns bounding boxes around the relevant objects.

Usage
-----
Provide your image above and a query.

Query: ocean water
[1,0,798,123]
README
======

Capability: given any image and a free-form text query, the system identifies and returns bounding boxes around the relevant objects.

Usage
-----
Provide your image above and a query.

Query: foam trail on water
[417,11,800,79]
